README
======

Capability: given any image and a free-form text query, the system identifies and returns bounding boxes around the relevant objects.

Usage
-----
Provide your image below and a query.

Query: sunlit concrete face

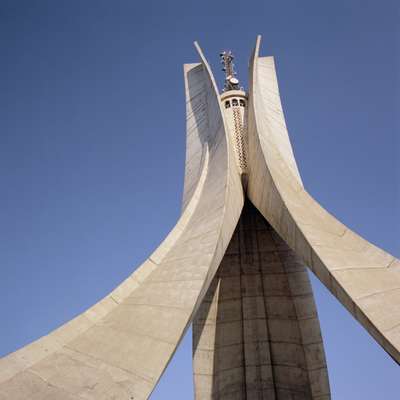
[0,36,398,400]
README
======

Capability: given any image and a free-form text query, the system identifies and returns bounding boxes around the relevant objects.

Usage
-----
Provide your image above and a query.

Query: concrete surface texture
[0,36,398,399]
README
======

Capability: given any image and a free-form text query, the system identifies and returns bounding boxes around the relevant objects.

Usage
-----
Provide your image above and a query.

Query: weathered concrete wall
[247,35,400,365]
[193,201,330,400]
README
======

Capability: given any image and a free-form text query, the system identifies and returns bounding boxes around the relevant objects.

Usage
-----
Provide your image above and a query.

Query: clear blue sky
[0,1,398,398]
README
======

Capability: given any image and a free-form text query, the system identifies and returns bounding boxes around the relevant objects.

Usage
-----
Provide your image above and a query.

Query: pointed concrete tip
[193,41,205,62]
[193,41,201,53]
[255,35,262,56]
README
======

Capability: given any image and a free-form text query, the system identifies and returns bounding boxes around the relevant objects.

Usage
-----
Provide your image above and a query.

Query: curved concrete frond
[247,35,400,364]
[0,44,244,400]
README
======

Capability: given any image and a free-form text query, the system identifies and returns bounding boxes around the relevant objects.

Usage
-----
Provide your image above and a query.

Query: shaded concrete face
[193,201,330,400]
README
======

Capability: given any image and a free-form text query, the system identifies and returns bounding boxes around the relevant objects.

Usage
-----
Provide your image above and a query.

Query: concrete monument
[0,36,398,399]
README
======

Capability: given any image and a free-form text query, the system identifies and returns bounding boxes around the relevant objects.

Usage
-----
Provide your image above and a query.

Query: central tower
[220,51,248,186]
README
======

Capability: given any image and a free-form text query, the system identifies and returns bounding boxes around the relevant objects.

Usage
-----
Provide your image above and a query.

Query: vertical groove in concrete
[238,221,248,400]
[255,209,279,400]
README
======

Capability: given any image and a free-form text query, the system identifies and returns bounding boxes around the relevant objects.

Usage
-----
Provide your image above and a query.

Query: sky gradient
[0,1,398,398]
